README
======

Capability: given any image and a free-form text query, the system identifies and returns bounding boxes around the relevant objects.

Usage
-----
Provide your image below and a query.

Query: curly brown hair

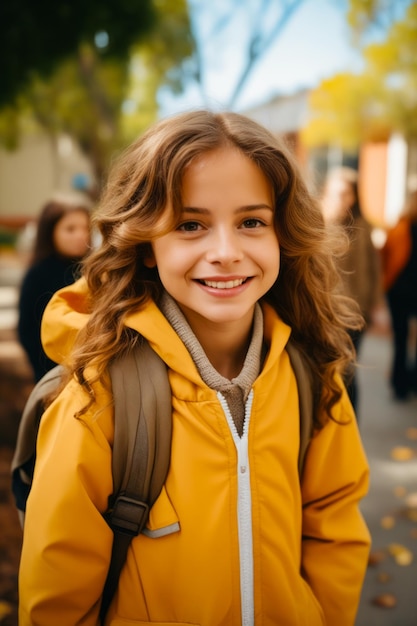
[69,110,362,427]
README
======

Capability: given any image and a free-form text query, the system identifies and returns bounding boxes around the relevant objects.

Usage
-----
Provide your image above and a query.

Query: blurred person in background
[321,166,381,415]
[381,189,417,400]
[17,195,91,382]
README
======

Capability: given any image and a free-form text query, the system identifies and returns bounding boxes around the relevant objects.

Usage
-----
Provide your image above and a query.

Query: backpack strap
[286,339,314,477]
[100,339,172,621]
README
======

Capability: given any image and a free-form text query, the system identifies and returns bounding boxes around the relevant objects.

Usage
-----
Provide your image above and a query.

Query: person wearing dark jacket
[320,167,381,415]
[18,195,91,381]
[381,189,417,400]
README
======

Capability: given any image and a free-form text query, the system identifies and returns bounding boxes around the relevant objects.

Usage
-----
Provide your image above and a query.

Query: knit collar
[159,292,263,400]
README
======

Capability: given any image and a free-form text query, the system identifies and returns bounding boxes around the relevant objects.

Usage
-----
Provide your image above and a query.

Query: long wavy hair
[70,110,362,426]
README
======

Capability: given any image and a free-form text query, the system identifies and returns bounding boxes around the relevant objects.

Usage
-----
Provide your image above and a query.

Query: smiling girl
[19,111,370,626]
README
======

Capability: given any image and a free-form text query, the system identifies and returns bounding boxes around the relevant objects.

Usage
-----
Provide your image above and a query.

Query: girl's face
[53,210,90,258]
[321,177,355,223]
[149,147,280,342]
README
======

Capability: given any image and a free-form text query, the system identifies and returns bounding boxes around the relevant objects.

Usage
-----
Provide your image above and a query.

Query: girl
[17,194,91,381]
[19,111,370,626]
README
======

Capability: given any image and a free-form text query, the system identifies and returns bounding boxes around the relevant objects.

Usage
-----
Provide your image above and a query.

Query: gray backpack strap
[11,365,64,480]
[110,339,172,506]
[11,365,64,526]
[101,339,172,622]
[286,339,314,477]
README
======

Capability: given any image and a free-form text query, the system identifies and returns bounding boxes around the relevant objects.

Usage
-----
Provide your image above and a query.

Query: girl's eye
[241,218,264,229]
[177,221,202,232]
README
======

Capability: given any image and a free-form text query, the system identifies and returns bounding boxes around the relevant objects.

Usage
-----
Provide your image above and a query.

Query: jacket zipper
[218,390,254,626]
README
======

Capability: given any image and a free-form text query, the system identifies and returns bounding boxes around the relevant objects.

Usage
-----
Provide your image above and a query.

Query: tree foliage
[302,0,417,148]
[346,0,411,38]
[0,0,194,184]
[0,0,156,107]
[121,0,195,140]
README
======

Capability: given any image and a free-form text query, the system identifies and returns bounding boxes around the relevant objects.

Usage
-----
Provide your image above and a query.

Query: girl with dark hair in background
[17,195,91,381]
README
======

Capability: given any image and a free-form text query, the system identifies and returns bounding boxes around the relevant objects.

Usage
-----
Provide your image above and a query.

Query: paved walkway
[355,330,417,626]
[0,265,416,624]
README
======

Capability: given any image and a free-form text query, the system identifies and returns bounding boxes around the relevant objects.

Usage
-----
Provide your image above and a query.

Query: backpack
[11,337,313,622]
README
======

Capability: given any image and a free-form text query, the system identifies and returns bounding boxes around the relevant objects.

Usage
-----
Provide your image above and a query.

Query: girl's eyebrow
[181,204,273,214]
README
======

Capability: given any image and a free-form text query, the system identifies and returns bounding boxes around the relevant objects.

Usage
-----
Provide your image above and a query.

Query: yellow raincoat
[19,278,370,626]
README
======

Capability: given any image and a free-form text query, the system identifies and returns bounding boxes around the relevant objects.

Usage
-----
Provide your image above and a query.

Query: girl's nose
[205,228,244,264]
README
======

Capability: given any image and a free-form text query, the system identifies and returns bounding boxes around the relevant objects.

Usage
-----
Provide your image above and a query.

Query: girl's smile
[195,275,251,295]
[150,146,280,350]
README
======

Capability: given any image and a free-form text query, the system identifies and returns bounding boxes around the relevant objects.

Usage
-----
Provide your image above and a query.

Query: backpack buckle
[108,494,149,536]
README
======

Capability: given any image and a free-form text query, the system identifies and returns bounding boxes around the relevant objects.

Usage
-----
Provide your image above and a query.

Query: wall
[0,133,94,220]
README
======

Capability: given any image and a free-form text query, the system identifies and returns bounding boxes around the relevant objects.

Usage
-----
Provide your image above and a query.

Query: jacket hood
[41,277,90,367]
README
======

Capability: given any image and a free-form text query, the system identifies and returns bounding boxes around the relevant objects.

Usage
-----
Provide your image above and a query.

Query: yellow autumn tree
[302,1,417,149]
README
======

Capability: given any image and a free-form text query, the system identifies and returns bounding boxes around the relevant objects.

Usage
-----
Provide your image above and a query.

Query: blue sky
[159,0,361,115]
[158,0,407,116]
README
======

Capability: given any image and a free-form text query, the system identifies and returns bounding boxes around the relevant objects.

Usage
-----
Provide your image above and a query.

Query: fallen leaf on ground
[368,550,386,566]
[395,550,413,565]
[388,543,413,565]
[376,572,391,583]
[390,446,415,461]
[406,509,417,522]
[388,543,406,555]
[372,593,397,608]
[406,427,417,440]
[380,515,395,529]
[405,492,417,508]
[393,486,407,498]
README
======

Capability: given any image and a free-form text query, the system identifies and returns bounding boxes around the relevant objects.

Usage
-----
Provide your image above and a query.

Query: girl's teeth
[204,279,245,289]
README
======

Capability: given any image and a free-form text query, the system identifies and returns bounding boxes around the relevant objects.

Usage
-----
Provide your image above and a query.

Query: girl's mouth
[198,278,248,289]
